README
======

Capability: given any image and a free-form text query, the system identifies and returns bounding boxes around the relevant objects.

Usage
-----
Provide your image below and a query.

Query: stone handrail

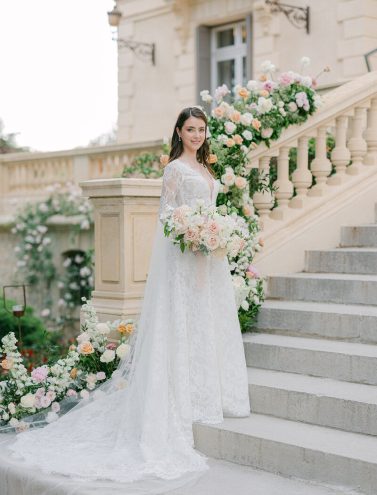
[0,140,162,215]
[249,71,377,229]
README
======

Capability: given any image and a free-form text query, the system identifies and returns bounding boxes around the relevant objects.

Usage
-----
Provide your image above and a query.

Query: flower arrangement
[160,58,326,330]
[11,182,94,328]
[0,298,136,432]
[161,199,249,258]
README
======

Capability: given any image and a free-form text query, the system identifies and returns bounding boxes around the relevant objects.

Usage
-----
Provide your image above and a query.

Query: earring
[179,136,181,141]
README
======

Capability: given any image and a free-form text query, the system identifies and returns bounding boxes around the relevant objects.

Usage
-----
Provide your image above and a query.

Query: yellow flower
[118,323,134,335]
[70,368,78,379]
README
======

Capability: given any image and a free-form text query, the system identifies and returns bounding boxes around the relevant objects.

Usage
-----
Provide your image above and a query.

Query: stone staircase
[193,205,377,494]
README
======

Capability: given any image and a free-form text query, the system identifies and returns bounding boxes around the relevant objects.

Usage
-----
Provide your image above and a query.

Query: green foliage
[122,143,170,178]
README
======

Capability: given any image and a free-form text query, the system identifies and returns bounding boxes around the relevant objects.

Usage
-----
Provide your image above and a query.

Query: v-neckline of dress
[176,158,216,202]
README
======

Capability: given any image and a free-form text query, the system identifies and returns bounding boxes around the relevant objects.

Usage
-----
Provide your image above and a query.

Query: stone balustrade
[0,140,162,216]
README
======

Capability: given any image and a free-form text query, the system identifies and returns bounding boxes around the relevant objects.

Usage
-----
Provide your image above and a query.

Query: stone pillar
[80,177,162,321]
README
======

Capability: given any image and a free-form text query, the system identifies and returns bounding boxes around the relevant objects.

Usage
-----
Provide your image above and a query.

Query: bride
[1,106,250,494]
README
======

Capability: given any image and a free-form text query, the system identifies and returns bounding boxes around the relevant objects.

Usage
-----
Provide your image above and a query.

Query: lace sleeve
[158,162,183,223]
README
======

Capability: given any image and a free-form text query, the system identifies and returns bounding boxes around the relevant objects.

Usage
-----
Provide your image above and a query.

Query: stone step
[248,367,377,436]
[243,333,377,385]
[193,413,377,494]
[267,272,377,305]
[341,225,377,247]
[305,248,377,274]
[253,300,377,344]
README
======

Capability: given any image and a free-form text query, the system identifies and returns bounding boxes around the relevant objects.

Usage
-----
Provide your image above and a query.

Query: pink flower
[106,343,117,350]
[46,390,56,402]
[278,72,293,86]
[40,396,52,408]
[51,402,60,413]
[207,220,220,235]
[66,389,78,398]
[96,371,106,381]
[246,265,260,279]
[35,388,45,399]
[31,366,48,383]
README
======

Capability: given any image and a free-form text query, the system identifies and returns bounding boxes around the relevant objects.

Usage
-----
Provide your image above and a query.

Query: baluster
[364,98,377,166]
[290,136,312,208]
[270,146,293,219]
[308,126,332,196]
[327,115,351,185]
[347,106,367,175]
[252,155,274,225]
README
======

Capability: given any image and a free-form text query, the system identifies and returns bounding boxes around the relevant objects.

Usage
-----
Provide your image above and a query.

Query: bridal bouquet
[161,199,248,258]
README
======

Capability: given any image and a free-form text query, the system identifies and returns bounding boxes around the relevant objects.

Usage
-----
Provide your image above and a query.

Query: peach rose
[226,138,235,147]
[78,342,94,355]
[233,134,243,145]
[242,204,252,217]
[118,323,134,335]
[160,154,169,167]
[234,176,247,189]
[251,119,262,131]
[213,106,224,118]
[259,89,269,97]
[259,238,265,247]
[1,357,14,370]
[238,87,250,99]
[259,74,267,82]
[208,153,218,164]
[205,235,220,251]
[207,220,220,235]
[230,110,241,123]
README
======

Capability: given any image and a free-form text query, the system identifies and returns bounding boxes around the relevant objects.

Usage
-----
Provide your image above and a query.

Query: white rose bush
[0,298,136,431]
[197,58,326,330]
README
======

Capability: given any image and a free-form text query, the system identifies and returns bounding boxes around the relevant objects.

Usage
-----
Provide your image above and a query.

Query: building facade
[116,0,377,144]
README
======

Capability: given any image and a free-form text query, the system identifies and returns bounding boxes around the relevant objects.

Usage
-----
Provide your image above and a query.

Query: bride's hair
[168,107,215,177]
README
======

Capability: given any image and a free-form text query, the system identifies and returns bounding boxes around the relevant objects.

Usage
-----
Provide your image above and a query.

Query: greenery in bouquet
[11,182,94,329]
[0,298,136,432]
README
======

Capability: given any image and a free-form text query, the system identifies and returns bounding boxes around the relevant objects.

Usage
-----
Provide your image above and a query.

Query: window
[211,21,248,95]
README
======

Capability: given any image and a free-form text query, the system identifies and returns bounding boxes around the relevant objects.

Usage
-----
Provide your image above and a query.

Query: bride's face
[177,116,206,153]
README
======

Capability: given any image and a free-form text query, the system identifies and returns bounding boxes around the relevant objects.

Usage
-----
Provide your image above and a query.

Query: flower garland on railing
[0,299,135,431]
[11,182,93,327]
[161,58,326,330]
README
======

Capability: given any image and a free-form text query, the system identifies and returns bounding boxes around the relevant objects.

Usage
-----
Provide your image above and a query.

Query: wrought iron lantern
[265,0,310,34]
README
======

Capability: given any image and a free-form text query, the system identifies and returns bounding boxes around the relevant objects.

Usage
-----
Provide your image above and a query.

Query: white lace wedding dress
[0,158,250,494]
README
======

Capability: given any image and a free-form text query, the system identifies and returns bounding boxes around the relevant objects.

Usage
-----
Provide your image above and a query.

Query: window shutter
[195,25,211,104]
[245,13,253,80]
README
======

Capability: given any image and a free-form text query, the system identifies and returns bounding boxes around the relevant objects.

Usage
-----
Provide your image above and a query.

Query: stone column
[80,177,162,321]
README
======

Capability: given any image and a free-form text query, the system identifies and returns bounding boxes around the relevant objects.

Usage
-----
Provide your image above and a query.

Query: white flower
[80,219,90,230]
[51,402,60,413]
[260,60,276,73]
[40,308,50,317]
[242,130,253,141]
[8,402,16,414]
[224,121,237,135]
[214,84,230,102]
[300,56,311,67]
[200,90,213,103]
[80,267,91,277]
[313,94,323,108]
[100,349,115,363]
[9,418,19,427]
[240,112,253,126]
[116,343,131,359]
[42,237,51,246]
[301,76,312,87]
[96,323,110,335]
[246,80,259,91]
[46,411,59,423]
[217,134,228,144]
[37,225,48,234]
[80,389,90,400]
[257,97,273,114]
[20,393,36,409]
[241,300,249,311]
[288,102,298,112]
[63,258,71,268]
[38,203,49,213]
[76,332,90,343]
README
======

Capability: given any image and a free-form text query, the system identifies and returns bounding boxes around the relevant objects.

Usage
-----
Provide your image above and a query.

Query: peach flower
[259,74,267,82]
[70,368,78,379]
[230,110,241,123]
[233,134,243,145]
[238,87,250,99]
[213,107,224,118]
[118,323,134,335]
[1,358,14,370]
[160,154,169,167]
[234,176,247,189]
[251,119,262,131]
[226,138,235,147]
[208,153,218,164]
[259,89,269,97]
[242,204,253,217]
[78,342,94,355]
